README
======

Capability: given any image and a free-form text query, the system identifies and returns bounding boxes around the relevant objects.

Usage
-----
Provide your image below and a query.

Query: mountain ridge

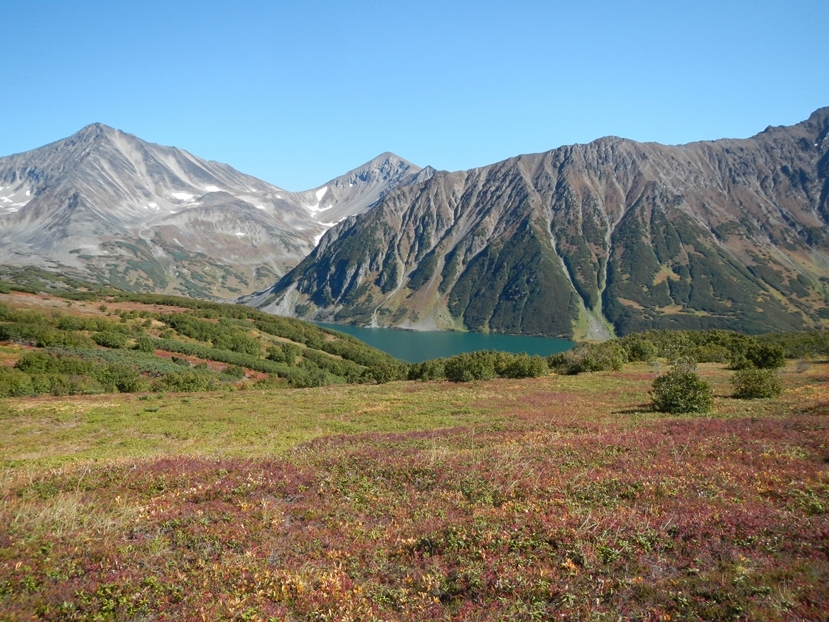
[249,107,829,338]
[0,125,423,299]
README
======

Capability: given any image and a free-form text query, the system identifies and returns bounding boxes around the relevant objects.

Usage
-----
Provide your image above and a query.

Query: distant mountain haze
[248,107,829,339]
[0,124,424,298]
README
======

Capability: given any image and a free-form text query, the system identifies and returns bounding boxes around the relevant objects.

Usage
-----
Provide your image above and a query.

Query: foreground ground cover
[1,362,827,620]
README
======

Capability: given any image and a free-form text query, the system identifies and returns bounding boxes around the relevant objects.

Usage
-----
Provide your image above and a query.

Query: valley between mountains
[3,109,829,339]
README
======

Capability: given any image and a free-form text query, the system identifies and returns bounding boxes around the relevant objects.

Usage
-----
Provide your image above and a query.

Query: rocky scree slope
[0,124,422,298]
[250,107,829,339]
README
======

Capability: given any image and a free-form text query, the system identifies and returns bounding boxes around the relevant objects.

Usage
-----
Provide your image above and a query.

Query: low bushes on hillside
[444,352,496,382]
[0,351,149,397]
[408,358,447,381]
[495,352,549,378]
[730,343,786,370]
[440,351,548,383]
[732,368,783,399]
[93,330,128,349]
[363,360,409,384]
[547,342,626,375]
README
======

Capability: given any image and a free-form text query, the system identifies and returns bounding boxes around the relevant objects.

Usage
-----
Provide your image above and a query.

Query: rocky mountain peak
[0,126,427,300]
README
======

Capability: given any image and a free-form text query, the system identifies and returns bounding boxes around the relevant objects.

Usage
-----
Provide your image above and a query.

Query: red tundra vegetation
[1,363,827,620]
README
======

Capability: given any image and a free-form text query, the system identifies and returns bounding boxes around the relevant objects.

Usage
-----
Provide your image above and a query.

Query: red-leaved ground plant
[1,364,827,620]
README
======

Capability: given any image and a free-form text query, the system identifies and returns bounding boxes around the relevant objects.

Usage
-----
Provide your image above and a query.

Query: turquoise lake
[316,323,575,363]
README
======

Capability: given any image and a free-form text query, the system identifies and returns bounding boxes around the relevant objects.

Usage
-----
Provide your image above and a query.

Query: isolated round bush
[732,368,783,399]
[651,370,713,413]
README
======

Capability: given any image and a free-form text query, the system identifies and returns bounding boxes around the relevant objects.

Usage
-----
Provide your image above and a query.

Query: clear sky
[3,0,828,191]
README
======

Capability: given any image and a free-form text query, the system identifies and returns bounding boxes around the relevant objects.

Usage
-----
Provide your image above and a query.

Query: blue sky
[3,0,828,190]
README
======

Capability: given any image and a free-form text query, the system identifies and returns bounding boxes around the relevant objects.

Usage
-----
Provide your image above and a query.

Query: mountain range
[3,110,828,339]
[0,124,425,298]
[248,107,829,338]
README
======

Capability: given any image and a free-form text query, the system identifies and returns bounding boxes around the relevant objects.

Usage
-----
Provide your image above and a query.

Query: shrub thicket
[444,352,497,382]
[363,360,409,384]
[408,359,446,381]
[621,336,657,362]
[730,344,786,370]
[135,336,156,353]
[287,368,329,388]
[732,368,783,399]
[496,353,549,378]
[548,342,627,375]
[93,331,128,349]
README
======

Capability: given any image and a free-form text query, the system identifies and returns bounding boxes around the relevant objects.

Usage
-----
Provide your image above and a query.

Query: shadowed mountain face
[0,125,423,298]
[250,108,829,338]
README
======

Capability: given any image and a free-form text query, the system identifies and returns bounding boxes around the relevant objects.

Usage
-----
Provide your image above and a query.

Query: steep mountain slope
[0,125,422,298]
[250,108,829,338]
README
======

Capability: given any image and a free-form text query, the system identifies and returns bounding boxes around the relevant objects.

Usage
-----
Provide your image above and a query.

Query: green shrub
[364,361,408,384]
[498,353,549,378]
[0,323,94,348]
[622,337,657,362]
[266,345,286,363]
[93,363,145,393]
[651,369,713,413]
[135,336,155,353]
[269,342,303,365]
[281,343,302,365]
[287,368,329,388]
[730,343,786,370]
[548,342,626,375]
[93,331,128,349]
[732,368,783,399]
[0,370,34,397]
[408,359,446,381]
[252,374,285,390]
[223,365,247,380]
[212,331,262,356]
[686,344,731,363]
[301,348,364,378]
[444,351,497,382]
[746,344,786,369]
[16,351,96,376]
